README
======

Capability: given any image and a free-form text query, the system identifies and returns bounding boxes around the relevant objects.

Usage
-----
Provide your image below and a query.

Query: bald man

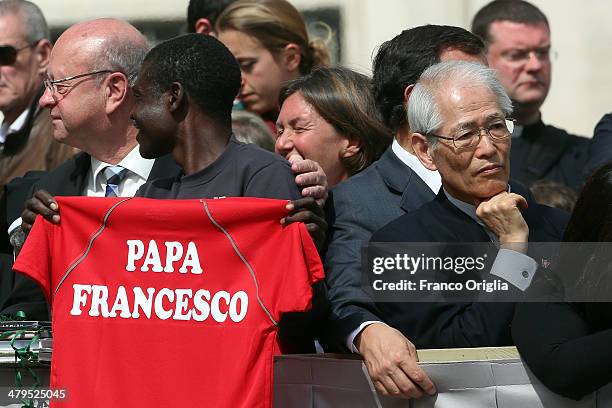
[2,19,326,319]
[1,19,180,319]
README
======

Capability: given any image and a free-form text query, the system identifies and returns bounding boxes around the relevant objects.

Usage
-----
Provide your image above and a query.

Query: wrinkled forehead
[436,83,503,130]
[0,12,27,44]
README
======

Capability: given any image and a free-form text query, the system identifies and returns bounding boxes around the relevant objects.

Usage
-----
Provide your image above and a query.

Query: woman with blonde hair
[215,0,330,131]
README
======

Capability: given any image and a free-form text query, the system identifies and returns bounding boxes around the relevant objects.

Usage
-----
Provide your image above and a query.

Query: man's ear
[403,84,415,105]
[411,132,438,171]
[105,72,129,115]
[194,18,214,35]
[280,43,301,74]
[167,82,185,114]
[34,39,52,75]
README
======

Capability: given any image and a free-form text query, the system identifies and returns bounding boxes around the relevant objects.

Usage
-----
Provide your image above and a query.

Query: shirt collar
[90,145,155,187]
[391,138,442,193]
[0,109,30,144]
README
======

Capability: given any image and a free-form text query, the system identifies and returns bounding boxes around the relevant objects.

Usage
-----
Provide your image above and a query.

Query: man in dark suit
[324,25,487,399]
[370,59,567,392]
[472,0,588,190]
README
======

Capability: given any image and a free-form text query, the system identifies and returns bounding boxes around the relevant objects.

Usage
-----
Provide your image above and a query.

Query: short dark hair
[372,25,484,131]
[186,0,235,33]
[471,0,549,45]
[142,34,241,125]
[281,66,392,175]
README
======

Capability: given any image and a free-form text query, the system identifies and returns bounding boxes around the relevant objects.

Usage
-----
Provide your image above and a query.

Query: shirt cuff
[8,217,22,235]
[490,248,537,291]
[347,320,386,353]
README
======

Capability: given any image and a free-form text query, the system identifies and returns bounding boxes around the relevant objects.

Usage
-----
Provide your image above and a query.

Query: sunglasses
[0,43,34,66]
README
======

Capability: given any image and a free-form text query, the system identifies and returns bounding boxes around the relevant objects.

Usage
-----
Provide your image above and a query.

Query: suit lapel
[434,191,491,242]
[63,153,91,196]
[376,147,436,213]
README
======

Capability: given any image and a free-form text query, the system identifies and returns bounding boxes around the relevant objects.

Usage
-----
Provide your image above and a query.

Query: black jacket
[0,153,180,319]
[369,188,568,349]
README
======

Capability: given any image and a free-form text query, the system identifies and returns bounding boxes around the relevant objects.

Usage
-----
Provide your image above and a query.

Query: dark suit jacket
[369,189,568,349]
[323,147,437,350]
[510,118,589,190]
[584,113,612,180]
[0,152,180,319]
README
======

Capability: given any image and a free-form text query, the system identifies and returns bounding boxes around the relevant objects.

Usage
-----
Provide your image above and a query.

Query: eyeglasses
[428,119,515,150]
[43,70,113,96]
[0,43,34,66]
[501,47,554,65]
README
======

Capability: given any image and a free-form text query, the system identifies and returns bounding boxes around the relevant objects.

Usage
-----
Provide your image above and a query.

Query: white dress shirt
[391,138,441,193]
[8,146,155,234]
[86,145,155,197]
[0,109,29,144]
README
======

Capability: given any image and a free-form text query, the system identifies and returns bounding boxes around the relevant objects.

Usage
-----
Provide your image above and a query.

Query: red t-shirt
[14,196,324,408]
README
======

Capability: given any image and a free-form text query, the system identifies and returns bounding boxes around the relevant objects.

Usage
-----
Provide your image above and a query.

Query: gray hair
[408,60,512,146]
[231,110,275,151]
[90,36,150,87]
[0,0,50,43]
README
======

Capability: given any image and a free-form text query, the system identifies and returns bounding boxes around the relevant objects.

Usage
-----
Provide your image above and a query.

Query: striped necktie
[103,165,128,197]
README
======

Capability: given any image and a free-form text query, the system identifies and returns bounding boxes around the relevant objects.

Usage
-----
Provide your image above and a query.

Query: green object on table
[0,312,43,408]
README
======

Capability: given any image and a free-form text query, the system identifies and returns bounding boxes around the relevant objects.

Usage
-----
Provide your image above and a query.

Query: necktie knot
[103,165,128,197]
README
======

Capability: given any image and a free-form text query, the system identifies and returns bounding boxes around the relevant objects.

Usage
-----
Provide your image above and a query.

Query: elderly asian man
[368,60,568,398]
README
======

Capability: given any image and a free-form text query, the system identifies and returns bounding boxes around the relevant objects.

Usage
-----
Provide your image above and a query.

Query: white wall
[32,0,612,137]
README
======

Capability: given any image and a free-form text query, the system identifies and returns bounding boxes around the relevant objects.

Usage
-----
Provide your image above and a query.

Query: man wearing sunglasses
[472,0,588,191]
[0,0,75,189]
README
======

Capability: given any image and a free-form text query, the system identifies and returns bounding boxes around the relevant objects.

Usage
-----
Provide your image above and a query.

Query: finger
[378,374,402,397]
[373,380,389,396]
[21,209,37,226]
[290,157,317,173]
[284,212,327,231]
[287,152,305,166]
[399,360,436,396]
[509,193,529,210]
[21,220,33,234]
[33,190,58,211]
[25,198,60,223]
[295,172,326,188]
[286,197,321,215]
[301,185,327,201]
[389,370,424,399]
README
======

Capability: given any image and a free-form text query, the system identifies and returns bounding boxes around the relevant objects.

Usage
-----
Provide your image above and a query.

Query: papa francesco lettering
[68,240,249,323]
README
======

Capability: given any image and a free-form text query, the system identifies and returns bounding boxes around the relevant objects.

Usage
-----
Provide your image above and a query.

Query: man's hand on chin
[475,191,529,252]
[355,323,436,399]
